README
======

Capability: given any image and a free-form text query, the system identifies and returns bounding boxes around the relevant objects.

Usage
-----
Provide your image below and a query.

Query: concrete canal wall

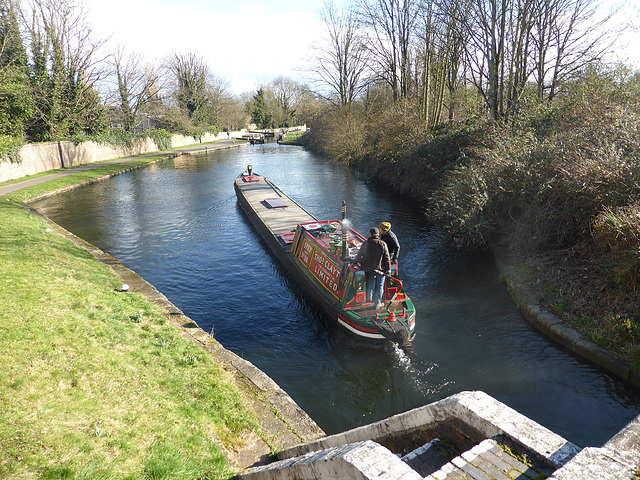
[0,126,309,184]
[0,131,232,183]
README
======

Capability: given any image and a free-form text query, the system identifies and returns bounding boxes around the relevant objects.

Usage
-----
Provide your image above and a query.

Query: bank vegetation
[302,0,640,368]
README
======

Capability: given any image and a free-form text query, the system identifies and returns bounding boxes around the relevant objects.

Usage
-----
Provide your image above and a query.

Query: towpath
[0,139,241,197]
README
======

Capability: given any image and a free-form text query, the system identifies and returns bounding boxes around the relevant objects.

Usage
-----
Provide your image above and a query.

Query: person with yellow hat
[378,222,400,264]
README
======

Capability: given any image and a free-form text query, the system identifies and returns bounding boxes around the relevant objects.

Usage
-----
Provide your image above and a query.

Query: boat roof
[294,220,367,260]
[235,174,316,236]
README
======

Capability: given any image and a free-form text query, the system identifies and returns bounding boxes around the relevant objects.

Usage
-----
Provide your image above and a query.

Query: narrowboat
[234,166,416,344]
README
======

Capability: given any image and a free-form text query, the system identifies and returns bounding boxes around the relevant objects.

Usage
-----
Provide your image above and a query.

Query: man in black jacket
[379,222,400,265]
[353,227,391,309]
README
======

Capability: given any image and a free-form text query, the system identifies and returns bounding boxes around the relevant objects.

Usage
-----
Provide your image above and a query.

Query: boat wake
[389,342,453,398]
[390,342,413,369]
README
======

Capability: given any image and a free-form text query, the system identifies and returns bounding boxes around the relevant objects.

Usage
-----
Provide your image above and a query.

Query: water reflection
[32,144,640,447]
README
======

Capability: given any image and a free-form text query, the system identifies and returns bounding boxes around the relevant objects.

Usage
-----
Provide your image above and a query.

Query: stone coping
[550,415,640,480]
[245,391,640,480]
[276,391,579,469]
[491,245,640,388]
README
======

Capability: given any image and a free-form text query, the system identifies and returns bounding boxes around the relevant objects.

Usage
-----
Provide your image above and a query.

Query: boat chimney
[341,201,348,260]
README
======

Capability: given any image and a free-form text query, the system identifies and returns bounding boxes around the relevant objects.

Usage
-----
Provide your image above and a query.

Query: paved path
[0,139,243,197]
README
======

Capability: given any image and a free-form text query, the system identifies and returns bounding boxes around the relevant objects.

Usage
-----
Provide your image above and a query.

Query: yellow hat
[379,222,391,233]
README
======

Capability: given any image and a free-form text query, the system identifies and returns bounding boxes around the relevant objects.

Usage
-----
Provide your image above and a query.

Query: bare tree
[532,0,619,103]
[503,0,535,120]
[416,0,436,123]
[415,0,467,126]
[162,53,244,130]
[269,76,311,127]
[442,0,467,122]
[461,0,511,121]
[455,0,620,121]
[357,0,421,101]
[215,92,249,132]
[203,71,232,127]
[306,1,370,108]
[107,46,158,132]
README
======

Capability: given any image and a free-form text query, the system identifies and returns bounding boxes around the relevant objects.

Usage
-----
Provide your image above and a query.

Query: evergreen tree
[21,0,107,140]
[250,88,273,129]
[0,0,26,68]
[0,66,33,137]
[0,0,32,138]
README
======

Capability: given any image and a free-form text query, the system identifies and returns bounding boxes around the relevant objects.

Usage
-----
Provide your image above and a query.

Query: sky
[84,0,329,95]
[83,0,640,97]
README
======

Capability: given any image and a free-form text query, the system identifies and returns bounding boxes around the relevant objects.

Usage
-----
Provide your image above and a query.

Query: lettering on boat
[310,249,342,298]
[299,238,313,267]
[299,238,344,300]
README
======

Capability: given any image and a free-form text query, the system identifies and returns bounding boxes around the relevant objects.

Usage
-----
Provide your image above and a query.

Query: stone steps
[405,438,553,480]
[239,392,589,480]
[400,437,459,477]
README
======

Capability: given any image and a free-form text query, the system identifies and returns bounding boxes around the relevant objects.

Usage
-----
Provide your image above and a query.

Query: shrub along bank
[0,161,262,479]
[305,68,640,371]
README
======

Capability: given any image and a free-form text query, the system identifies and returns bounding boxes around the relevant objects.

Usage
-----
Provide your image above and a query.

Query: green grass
[283,132,303,141]
[0,165,261,478]
[5,157,164,203]
[278,132,305,145]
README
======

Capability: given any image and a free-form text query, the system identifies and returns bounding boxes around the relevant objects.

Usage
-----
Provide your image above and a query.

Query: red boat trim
[242,175,261,183]
[279,232,295,244]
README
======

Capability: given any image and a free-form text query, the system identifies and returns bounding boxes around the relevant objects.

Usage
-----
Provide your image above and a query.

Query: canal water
[32,143,640,447]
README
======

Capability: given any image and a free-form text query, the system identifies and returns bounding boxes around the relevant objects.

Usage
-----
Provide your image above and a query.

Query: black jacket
[381,230,400,263]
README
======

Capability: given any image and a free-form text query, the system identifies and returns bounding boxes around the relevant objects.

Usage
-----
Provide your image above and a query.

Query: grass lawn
[0,162,261,479]
[279,132,304,145]
[4,157,162,203]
